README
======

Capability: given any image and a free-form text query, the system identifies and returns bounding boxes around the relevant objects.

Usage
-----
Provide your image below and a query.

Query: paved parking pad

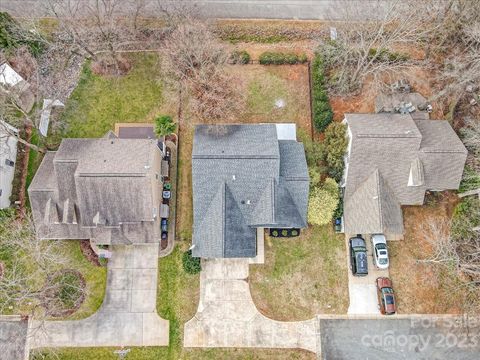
[319,317,480,360]
[346,234,388,315]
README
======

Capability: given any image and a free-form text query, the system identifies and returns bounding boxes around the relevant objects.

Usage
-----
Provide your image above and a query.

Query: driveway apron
[29,244,169,348]
[184,258,319,353]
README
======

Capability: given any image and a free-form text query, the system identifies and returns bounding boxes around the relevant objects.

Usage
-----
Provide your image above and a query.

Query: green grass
[250,225,348,320]
[62,242,107,320]
[246,73,288,115]
[61,53,163,139]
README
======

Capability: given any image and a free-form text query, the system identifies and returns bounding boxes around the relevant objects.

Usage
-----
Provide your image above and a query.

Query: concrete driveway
[319,316,480,360]
[346,234,388,315]
[30,244,169,349]
[0,316,29,360]
[184,258,319,353]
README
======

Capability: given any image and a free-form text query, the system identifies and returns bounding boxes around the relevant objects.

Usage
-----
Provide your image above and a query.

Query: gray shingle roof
[344,114,467,235]
[192,124,309,258]
[28,137,162,245]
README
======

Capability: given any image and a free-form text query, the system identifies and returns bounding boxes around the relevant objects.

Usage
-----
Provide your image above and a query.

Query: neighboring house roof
[343,114,467,235]
[28,137,163,244]
[344,169,404,235]
[192,124,309,258]
[0,62,24,87]
[0,121,19,209]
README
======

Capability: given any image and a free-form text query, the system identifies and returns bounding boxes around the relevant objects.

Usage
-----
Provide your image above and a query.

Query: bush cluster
[324,122,348,182]
[311,53,333,132]
[368,48,409,63]
[182,250,201,275]
[259,51,308,65]
[0,12,45,57]
[154,115,176,137]
[230,50,251,64]
[308,177,339,226]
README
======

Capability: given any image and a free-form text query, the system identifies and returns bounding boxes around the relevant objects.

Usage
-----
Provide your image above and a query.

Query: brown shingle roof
[344,114,467,235]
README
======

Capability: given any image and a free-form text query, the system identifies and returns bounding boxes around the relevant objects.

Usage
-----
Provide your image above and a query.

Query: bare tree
[321,0,441,94]
[433,1,480,100]
[162,17,244,125]
[460,118,480,159]
[45,0,154,73]
[0,213,85,325]
[418,211,480,312]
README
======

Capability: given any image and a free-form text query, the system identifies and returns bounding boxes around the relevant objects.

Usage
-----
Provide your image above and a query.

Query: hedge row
[311,53,333,132]
[259,51,308,65]
[230,50,251,64]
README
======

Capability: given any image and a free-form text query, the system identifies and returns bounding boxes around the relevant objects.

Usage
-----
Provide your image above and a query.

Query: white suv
[371,234,389,269]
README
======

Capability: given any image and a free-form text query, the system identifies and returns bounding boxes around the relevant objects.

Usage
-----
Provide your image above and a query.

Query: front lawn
[250,225,349,320]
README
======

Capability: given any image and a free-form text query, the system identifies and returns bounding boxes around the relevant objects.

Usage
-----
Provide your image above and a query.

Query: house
[0,121,19,209]
[191,124,309,258]
[0,61,34,113]
[28,133,167,245]
[342,113,468,239]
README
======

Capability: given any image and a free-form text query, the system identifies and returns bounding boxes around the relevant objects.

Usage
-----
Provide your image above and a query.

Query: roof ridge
[374,169,384,231]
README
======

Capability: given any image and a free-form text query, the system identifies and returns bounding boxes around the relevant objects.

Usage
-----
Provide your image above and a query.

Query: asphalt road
[319,317,480,360]
[0,0,388,20]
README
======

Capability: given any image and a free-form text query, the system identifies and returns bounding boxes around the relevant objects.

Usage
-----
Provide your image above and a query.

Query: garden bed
[79,240,102,267]
[45,269,86,318]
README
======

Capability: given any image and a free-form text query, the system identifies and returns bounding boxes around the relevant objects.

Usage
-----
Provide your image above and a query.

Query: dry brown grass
[388,192,474,314]
[250,226,348,321]
[228,64,312,135]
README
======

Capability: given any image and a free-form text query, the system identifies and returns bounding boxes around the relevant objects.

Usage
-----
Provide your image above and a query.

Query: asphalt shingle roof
[28,137,162,244]
[344,114,467,235]
[192,124,309,258]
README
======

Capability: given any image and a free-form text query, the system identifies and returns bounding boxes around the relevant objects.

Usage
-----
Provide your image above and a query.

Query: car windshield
[379,258,388,265]
[385,295,395,305]
[376,243,386,250]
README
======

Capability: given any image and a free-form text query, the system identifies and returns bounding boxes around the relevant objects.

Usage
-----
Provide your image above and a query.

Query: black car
[349,235,368,276]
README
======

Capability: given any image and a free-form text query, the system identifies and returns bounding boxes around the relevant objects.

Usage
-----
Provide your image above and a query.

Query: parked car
[376,277,396,315]
[349,235,368,276]
[161,218,168,232]
[371,234,389,269]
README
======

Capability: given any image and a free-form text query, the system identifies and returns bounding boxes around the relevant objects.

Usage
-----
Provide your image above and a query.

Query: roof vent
[246,200,251,205]
[144,165,150,169]
[232,175,236,181]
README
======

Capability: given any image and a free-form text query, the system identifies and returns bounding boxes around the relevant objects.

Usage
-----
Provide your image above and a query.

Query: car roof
[372,234,386,242]
[350,237,366,248]
[356,252,368,273]
[377,277,393,288]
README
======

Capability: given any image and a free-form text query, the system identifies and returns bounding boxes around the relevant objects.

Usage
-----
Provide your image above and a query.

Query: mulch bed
[79,240,102,267]
[44,269,86,318]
